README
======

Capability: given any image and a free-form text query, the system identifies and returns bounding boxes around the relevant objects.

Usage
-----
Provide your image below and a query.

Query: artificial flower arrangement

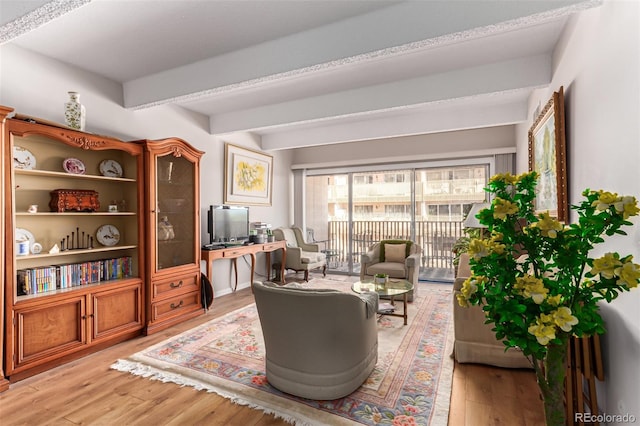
[456,171,639,426]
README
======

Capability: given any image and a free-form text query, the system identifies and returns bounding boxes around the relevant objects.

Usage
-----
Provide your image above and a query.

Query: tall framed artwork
[224,143,273,206]
[528,86,568,223]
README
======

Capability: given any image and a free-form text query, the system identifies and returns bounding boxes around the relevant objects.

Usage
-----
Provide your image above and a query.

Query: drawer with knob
[151,272,199,300]
[150,290,201,323]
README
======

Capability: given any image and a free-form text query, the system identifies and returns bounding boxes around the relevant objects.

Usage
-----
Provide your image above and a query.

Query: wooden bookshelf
[2,113,146,382]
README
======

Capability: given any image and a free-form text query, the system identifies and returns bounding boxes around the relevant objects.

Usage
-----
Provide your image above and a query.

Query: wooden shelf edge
[15,168,136,182]
[16,245,137,260]
[14,277,143,303]
[15,212,136,216]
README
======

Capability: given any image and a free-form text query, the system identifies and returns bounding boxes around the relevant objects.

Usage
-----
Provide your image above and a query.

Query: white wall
[0,44,292,297]
[515,1,640,422]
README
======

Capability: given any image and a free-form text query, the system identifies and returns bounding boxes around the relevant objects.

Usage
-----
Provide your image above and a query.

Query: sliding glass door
[414,165,487,270]
[304,161,489,279]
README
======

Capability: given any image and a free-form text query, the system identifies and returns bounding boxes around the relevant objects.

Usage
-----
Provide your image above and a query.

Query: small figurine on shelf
[158,216,175,240]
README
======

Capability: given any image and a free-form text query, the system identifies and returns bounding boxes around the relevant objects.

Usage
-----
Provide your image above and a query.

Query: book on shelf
[17,256,133,296]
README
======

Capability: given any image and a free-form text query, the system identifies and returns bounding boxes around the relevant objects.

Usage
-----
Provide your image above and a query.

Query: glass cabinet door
[155,154,195,270]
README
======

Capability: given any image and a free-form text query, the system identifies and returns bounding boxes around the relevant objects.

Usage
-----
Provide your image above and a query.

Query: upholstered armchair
[252,281,378,399]
[360,240,421,302]
[273,227,327,281]
[452,253,531,368]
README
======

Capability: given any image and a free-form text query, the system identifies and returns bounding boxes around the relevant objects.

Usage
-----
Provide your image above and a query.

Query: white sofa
[452,253,532,368]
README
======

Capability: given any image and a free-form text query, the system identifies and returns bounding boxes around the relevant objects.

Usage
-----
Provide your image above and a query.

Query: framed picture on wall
[224,143,273,206]
[528,86,568,223]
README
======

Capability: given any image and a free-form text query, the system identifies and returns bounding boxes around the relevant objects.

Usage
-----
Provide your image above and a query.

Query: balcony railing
[321,220,463,272]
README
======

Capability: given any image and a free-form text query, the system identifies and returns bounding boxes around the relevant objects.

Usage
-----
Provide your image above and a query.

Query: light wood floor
[0,279,545,426]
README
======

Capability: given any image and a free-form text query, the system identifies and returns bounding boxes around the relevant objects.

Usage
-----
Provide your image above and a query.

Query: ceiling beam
[123,0,595,110]
[259,91,530,151]
[210,54,550,135]
[0,0,90,44]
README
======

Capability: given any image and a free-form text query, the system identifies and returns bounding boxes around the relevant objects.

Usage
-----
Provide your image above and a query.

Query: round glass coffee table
[352,279,414,325]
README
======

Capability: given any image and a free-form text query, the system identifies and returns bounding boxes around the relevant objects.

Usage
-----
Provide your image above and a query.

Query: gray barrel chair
[252,281,378,399]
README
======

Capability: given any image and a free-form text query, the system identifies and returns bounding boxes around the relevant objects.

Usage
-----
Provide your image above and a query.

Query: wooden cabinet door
[11,296,85,374]
[142,138,204,334]
[91,282,143,343]
[144,138,203,279]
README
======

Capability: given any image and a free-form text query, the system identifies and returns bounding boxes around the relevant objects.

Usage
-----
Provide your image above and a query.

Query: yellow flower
[491,232,504,241]
[468,239,489,260]
[539,312,554,324]
[592,191,619,211]
[615,259,640,288]
[514,275,549,304]
[528,317,556,345]
[456,293,469,307]
[493,198,519,220]
[547,294,562,306]
[590,191,639,219]
[516,172,533,182]
[457,276,486,307]
[460,277,479,299]
[491,242,506,255]
[487,233,507,255]
[530,212,564,238]
[551,307,579,332]
[590,253,623,279]
[614,195,640,219]
[490,173,518,185]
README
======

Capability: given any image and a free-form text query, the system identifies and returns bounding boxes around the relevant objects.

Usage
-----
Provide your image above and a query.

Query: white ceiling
[1,0,602,150]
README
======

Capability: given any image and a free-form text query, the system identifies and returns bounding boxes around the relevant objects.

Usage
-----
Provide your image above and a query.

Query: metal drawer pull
[169,280,183,288]
[170,300,184,309]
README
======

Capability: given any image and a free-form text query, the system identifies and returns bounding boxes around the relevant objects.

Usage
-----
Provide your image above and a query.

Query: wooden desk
[201,240,286,292]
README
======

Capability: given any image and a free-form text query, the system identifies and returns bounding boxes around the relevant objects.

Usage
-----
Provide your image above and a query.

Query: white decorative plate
[15,228,35,247]
[13,146,36,170]
[96,224,120,246]
[99,159,123,177]
[63,157,86,174]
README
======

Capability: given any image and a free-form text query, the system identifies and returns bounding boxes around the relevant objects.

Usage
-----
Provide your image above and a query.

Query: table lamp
[463,203,490,229]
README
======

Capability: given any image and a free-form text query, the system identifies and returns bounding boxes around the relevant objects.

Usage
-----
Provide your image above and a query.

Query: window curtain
[494,153,515,175]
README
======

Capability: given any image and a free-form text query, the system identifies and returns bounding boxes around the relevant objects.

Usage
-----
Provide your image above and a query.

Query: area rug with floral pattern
[111,278,454,425]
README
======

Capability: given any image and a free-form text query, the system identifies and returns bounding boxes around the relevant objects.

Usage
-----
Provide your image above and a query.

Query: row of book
[17,256,133,296]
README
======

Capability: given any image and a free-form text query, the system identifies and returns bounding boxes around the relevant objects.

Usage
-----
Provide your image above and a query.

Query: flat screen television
[207,205,249,243]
